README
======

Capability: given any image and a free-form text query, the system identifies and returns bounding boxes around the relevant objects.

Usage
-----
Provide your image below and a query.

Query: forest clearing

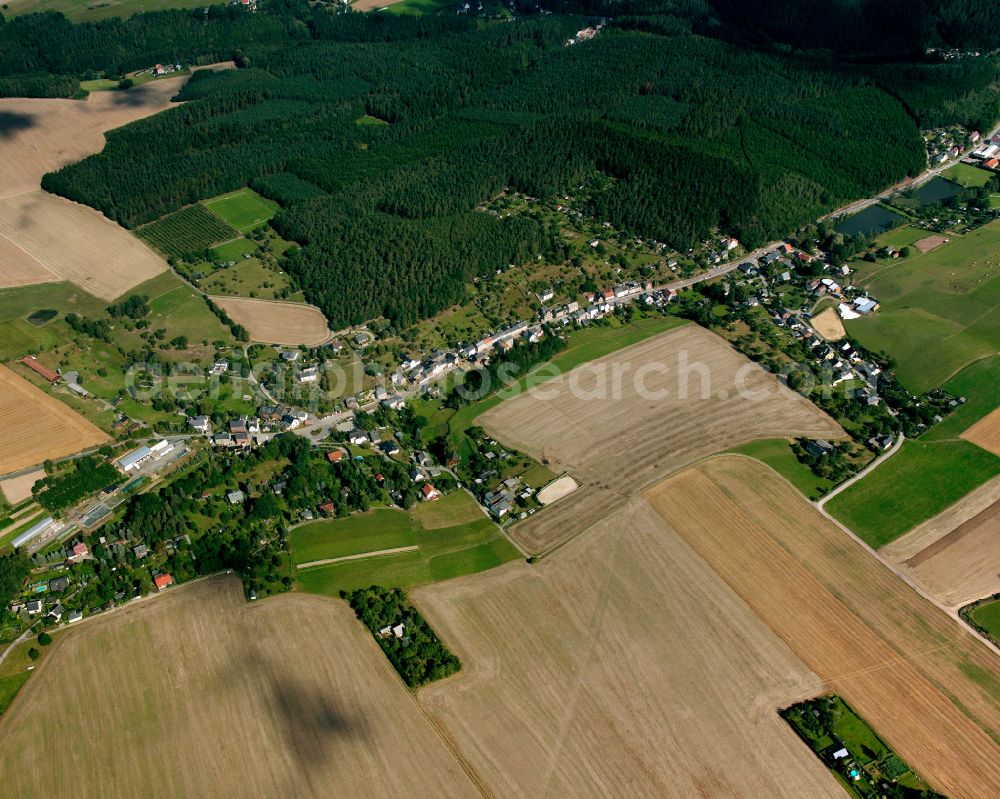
[414,497,843,799]
[479,324,843,555]
[211,296,330,346]
[0,191,166,300]
[0,364,108,475]
[0,577,480,798]
[645,456,1000,799]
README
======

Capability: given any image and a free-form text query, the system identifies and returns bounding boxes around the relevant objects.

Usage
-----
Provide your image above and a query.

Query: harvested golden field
[212,296,330,346]
[961,405,1000,456]
[883,475,1000,608]
[0,365,108,474]
[0,77,186,200]
[646,456,1000,799]
[480,325,843,554]
[353,0,402,9]
[0,191,166,300]
[0,577,480,799]
[0,468,44,503]
[0,234,56,290]
[414,497,843,799]
[810,306,846,341]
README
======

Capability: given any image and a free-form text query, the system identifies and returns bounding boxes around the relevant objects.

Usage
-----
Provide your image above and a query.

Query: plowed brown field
[414,497,843,799]
[646,456,1000,799]
[480,324,843,555]
[0,577,480,799]
[0,365,107,474]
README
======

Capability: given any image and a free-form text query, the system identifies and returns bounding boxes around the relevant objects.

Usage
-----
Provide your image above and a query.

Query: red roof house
[153,573,174,591]
[327,450,343,463]
[421,483,441,501]
[21,355,59,383]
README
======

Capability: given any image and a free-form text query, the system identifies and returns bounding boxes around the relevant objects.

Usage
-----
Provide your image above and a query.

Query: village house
[421,483,441,501]
[153,573,174,592]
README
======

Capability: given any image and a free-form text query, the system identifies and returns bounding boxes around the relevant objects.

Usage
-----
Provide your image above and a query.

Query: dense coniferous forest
[3,0,997,326]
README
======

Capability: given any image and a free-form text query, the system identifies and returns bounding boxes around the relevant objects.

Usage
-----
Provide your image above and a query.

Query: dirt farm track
[0,365,108,475]
[0,577,479,799]
[646,456,1000,799]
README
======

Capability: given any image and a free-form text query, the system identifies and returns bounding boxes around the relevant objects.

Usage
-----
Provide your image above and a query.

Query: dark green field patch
[136,204,240,259]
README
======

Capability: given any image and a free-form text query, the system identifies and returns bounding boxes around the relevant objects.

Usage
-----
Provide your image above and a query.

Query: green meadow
[727,438,835,500]
[943,162,995,188]
[291,490,519,594]
[825,439,1000,548]
[202,188,279,234]
[846,220,1000,393]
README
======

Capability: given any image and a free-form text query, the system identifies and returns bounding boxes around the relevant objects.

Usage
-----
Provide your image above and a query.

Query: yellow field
[0,191,166,301]
[414,498,843,798]
[0,365,108,474]
[0,577,480,798]
[810,306,846,341]
[480,325,843,554]
[212,296,330,346]
[0,468,44,504]
[646,456,1000,799]
[0,234,56,290]
[0,77,186,201]
[961,405,1000,456]
[883,475,1000,608]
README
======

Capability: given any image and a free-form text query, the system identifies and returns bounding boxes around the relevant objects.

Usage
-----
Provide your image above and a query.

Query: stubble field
[0,577,480,798]
[212,296,330,346]
[0,235,55,290]
[646,456,1000,799]
[480,324,843,554]
[414,497,843,799]
[0,365,108,475]
[882,474,1000,608]
[0,78,185,200]
[0,191,167,300]
[961,405,1000,456]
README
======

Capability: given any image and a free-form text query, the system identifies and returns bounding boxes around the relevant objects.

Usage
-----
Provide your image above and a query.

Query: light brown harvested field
[414,498,843,799]
[810,306,846,341]
[212,296,330,346]
[0,77,187,200]
[480,325,843,554]
[0,191,166,300]
[961,405,1000,456]
[645,456,1000,799]
[0,234,56,290]
[535,473,579,505]
[0,577,480,799]
[0,468,44,503]
[915,234,949,253]
[883,475,1000,608]
[0,365,107,474]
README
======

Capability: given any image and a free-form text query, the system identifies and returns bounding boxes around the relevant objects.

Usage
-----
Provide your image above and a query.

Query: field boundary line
[816,433,905,509]
[296,545,418,570]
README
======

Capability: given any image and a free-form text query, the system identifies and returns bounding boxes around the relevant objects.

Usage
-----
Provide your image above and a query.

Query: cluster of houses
[971,134,1000,170]
[565,20,605,46]
[482,476,536,519]
[149,63,182,77]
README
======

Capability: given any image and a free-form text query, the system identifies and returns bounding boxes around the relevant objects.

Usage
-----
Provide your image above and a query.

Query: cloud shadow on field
[0,111,35,139]
[228,644,374,786]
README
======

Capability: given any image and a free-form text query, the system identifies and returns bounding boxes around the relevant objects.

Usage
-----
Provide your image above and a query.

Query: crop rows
[137,204,239,258]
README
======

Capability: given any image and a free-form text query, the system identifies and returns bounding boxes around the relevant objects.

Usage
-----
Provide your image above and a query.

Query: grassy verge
[825,439,1000,548]
[726,439,835,500]
[292,491,519,595]
[961,595,1000,648]
[923,354,1000,441]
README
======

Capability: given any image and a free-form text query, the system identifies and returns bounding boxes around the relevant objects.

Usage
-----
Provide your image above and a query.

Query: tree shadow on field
[0,111,36,139]
[225,644,374,791]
